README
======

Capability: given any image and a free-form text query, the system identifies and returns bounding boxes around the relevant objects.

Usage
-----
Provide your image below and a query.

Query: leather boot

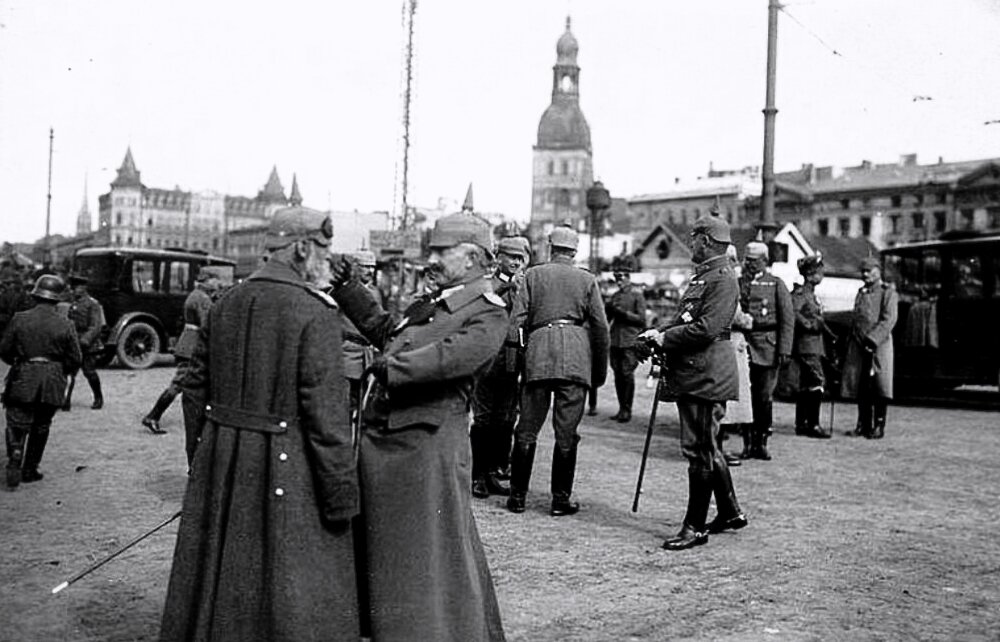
[61,376,75,412]
[89,375,104,410]
[663,470,712,550]
[619,376,634,423]
[756,427,772,461]
[849,402,873,437]
[143,388,178,434]
[718,428,740,467]
[794,396,807,435]
[470,425,490,498]
[6,449,23,489]
[706,453,748,533]
[550,440,580,516]
[21,425,49,482]
[869,399,887,439]
[803,392,830,439]
[739,425,753,460]
[506,440,536,513]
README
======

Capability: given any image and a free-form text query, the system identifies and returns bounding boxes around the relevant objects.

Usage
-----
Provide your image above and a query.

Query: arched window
[547,161,554,176]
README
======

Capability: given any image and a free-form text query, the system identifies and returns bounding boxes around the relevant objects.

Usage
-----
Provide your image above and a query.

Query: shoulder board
[482,291,506,308]
[689,279,705,285]
[756,281,775,287]
[305,287,339,309]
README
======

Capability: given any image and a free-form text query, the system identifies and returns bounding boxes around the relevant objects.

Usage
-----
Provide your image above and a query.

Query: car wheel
[116,322,161,370]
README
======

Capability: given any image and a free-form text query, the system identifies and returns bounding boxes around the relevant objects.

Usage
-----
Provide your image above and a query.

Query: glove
[367,354,388,385]
[634,338,657,362]
[328,256,355,290]
[862,336,879,353]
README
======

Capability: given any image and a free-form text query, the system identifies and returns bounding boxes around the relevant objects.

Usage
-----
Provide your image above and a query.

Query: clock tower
[530,17,594,253]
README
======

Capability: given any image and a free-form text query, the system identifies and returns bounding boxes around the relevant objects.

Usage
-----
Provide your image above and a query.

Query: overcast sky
[1,0,999,243]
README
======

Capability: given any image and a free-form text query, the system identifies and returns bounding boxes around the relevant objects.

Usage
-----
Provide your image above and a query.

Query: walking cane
[51,510,182,594]
[632,359,664,513]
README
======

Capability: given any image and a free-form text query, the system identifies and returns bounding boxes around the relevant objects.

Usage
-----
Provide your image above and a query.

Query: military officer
[739,241,794,460]
[471,235,529,499]
[340,250,383,420]
[141,269,219,443]
[1,275,82,488]
[840,257,898,439]
[791,255,831,439]
[160,206,360,642]
[62,275,105,411]
[506,226,609,517]
[642,216,746,550]
[331,210,507,642]
[606,264,647,423]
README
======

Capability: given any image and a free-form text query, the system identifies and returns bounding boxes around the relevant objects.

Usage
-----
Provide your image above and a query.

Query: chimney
[899,153,918,167]
[674,177,680,184]
[861,160,873,171]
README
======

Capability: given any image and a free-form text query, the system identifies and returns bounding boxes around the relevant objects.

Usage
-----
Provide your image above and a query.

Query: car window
[131,260,161,293]
[950,254,983,299]
[166,261,191,293]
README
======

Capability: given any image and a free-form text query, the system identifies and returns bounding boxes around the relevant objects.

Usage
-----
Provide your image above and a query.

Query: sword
[51,510,182,594]
[632,360,664,513]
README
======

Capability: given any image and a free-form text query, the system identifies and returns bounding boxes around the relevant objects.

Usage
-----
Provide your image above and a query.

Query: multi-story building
[745,154,1000,248]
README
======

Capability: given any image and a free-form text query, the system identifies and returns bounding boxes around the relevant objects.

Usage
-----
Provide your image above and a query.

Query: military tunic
[335,276,507,642]
[791,283,827,393]
[739,269,794,434]
[160,261,360,642]
[840,280,898,399]
[607,282,647,414]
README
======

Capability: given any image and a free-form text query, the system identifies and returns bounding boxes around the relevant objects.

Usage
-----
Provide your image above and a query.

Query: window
[116,213,123,225]
[840,199,850,210]
[547,161,554,176]
[912,212,925,229]
[817,219,829,236]
[839,217,850,236]
[561,160,568,175]
[131,260,160,293]
[861,216,872,236]
[890,215,901,234]
[891,195,901,208]
[988,207,1000,229]
[937,193,947,205]
[950,254,983,299]
[960,209,974,230]
[915,194,924,206]
[165,261,191,293]
[934,211,947,233]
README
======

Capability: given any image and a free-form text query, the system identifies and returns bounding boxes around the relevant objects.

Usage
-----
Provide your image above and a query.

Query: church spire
[76,175,92,236]
[258,165,287,203]
[462,183,474,212]
[289,173,303,206]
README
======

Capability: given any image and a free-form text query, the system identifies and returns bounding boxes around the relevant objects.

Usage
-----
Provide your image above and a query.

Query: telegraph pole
[759,0,780,239]
[397,0,417,231]
[45,127,54,260]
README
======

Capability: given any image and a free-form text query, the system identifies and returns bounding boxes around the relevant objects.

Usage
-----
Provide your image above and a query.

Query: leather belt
[183,323,200,331]
[528,318,583,334]
[205,403,296,434]
[26,357,53,363]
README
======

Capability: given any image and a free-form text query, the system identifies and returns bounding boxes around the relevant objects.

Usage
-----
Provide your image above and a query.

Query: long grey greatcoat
[0,303,81,405]
[840,280,898,399]
[160,261,360,642]
[335,276,507,642]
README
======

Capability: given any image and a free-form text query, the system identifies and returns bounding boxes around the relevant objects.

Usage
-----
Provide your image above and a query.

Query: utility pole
[396,0,418,231]
[45,127,54,262]
[759,0,780,240]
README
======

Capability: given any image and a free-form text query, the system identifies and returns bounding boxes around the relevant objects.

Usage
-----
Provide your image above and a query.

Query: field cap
[353,250,377,267]
[691,216,732,244]
[549,226,579,250]
[497,236,530,259]
[428,212,494,255]
[265,206,334,251]
[745,241,769,260]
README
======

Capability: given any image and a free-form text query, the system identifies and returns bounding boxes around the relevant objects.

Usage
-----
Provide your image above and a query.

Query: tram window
[950,255,983,299]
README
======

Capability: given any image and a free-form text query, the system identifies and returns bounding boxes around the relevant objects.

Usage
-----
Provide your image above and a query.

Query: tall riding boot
[869,399,888,439]
[506,440,536,513]
[663,469,712,550]
[61,376,76,411]
[6,426,26,488]
[619,375,634,423]
[706,453,748,533]
[794,395,807,435]
[142,387,179,434]
[756,426,772,461]
[718,427,740,467]
[550,439,580,516]
[87,374,104,410]
[470,426,491,498]
[810,392,829,438]
[851,401,873,437]
[21,425,50,482]
[739,424,753,460]
[492,421,515,480]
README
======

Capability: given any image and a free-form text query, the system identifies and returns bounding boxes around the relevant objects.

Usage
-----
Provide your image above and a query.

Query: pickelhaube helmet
[30,274,66,302]
[264,206,334,251]
[353,250,378,267]
[745,241,769,260]
[797,253,824,275]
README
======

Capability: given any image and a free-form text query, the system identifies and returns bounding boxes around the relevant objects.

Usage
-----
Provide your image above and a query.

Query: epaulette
[483,291,506,308]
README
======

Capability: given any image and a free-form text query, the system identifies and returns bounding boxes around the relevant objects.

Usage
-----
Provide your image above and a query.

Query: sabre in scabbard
[632,355,664,513]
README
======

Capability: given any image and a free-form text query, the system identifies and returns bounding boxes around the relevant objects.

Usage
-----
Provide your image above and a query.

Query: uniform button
[278,452,288,461]
[278,421,287,428]
[274,488,284,497]
[205,404,212,411]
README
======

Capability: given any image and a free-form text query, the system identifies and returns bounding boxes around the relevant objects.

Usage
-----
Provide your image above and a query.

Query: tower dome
[537,104,591,152]
[556,17,578,64]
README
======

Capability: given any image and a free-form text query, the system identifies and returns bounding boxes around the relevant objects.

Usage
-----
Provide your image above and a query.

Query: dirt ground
[1,363,998,641]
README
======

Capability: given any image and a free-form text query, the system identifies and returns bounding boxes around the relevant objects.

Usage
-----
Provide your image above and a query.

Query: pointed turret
[111,147,143,188]
[462,183,474,212]
[76,176,92,236]
[289,173,303,206]
[258,165,287,203]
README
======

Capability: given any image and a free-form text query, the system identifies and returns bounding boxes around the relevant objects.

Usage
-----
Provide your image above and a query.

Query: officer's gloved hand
[367,354,388,385]
[862,336,879,353]
[328,256,354,290]
[634,340,655,362]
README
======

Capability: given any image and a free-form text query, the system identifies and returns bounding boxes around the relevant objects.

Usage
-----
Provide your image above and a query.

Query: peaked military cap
[67,273,89,286]
[497,236,530,259]
[859,256,880,271]
[264,206,334,251]
[428,212,494,255]
[691,216,732,244]
[797,254,824,275]
[549,226,579,250]
[745,241,769,260]
[353,250,377,267]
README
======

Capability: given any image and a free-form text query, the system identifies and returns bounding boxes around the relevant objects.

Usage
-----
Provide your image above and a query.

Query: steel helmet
[30,274,66,302]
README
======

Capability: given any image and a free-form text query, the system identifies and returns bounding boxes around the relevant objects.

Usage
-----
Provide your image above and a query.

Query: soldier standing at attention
[160,207,360,641]
[506,226,609,517]
[331,210,507,642]
[840,257,898,439]
[740,241,794,460]
[62,275,105,411]
[471,235,529,499]
[1,275,81,488]
[606,264,646,423]
[791,255,832,439]
[141,270,219,437]
[642,216,746,551]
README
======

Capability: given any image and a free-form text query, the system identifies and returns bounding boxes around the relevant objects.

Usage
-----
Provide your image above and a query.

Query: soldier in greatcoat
[141,270,219,447]
[331,210,507,642]
[506,226,610,517]
[160,207,360,642]
[791,254,832,439]
[341,249,382,419]
[839,257,898,439]
[1,275,81,488]
[62,275,105,411]
[471,235,529,499]
[739,241,794,460]
[642,216,746,550]
[606,264,646,423]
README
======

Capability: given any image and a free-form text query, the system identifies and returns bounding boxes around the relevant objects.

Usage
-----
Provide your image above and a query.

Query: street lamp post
[586,181,610,274]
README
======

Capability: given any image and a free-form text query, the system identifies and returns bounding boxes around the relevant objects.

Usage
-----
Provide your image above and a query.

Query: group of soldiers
[1,270,105,489]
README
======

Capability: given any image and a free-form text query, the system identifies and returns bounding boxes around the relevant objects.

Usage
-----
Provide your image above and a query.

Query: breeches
[676,398,726,473]
[749,363,779,430]
[514,381,587,452]
[796,354,825,393]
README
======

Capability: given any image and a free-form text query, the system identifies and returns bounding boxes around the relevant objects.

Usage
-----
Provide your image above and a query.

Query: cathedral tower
[530,17,594,236]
